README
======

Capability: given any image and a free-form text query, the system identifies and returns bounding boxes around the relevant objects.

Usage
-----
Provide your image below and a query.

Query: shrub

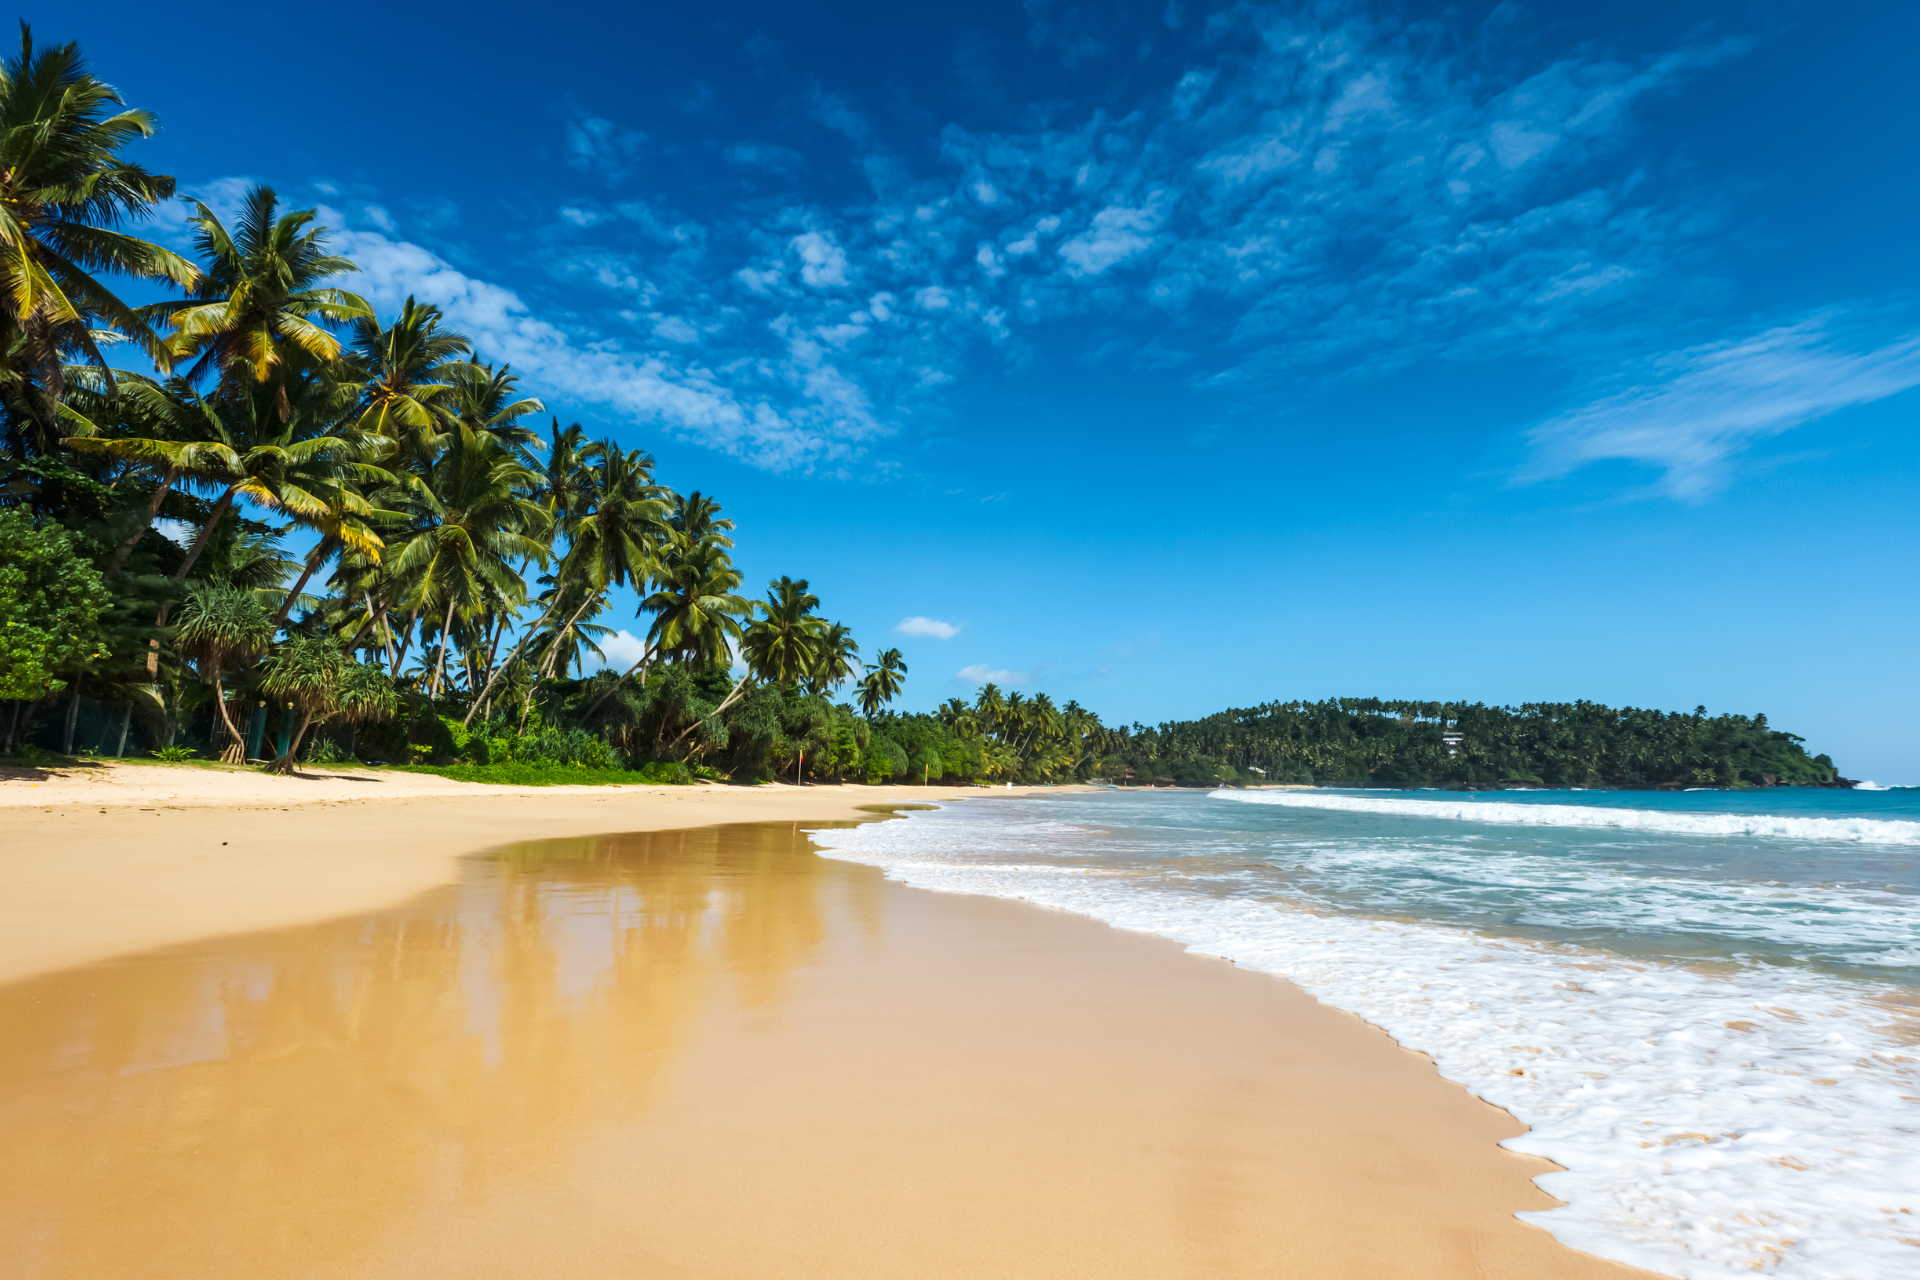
[634,760,693,785]
[150,745,194,763]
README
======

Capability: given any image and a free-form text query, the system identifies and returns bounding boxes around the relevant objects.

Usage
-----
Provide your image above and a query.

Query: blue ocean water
[807,788,1920,1280]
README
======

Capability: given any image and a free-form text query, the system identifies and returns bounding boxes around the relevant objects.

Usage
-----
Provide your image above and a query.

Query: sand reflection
[0,821,845,1280]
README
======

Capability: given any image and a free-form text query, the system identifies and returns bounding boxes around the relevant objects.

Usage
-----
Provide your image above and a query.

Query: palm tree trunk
[389,604,423,678]
[106,465,183,575]
[114,702,132,758]
[462,585,577,728]
[147,487,239,676]
[268,710,317,775]
[581,643,657,721]
[212,673,247,765]
[666,673,751,751]
[272,537,335,630]
[60,676,83,756]
[428,596,456,699]
[537,593,599,682]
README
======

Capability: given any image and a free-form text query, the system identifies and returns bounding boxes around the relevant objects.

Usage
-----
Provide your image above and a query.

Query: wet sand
[0,761,993,983]
[0,818,1661,1279]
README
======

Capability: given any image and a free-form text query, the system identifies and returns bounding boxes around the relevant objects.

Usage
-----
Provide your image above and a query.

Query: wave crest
[1211,790,1920,845]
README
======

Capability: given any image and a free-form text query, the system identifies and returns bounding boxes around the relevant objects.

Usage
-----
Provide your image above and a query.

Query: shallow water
[808,789,1920,1280]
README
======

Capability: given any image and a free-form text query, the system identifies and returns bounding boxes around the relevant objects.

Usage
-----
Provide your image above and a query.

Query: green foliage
[634,760,693,785]
[1100,698,1846,790]
[384,762,643,787]
[0,508,111,698]
[149,745,194,762]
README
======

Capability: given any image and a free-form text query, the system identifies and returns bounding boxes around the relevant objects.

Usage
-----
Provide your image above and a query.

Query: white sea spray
[806,803,1920,1280]
[1216,789,1920,845]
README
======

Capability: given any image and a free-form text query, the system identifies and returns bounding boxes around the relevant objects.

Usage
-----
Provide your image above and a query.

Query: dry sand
[0,763,1664,1278]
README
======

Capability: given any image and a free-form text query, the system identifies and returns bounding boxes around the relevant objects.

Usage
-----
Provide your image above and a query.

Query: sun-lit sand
[0,765,1662,1278]
[0,760,997,984]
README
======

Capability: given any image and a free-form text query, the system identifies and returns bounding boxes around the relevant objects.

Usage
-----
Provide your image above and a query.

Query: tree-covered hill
[1100,698,1847,790]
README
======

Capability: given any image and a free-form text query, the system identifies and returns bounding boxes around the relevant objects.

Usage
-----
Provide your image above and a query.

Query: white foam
[1216,788,1920,846]
[808,804,1920,1280]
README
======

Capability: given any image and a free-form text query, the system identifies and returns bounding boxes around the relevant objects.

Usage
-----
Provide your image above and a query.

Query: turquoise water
[808,787,1920,1279]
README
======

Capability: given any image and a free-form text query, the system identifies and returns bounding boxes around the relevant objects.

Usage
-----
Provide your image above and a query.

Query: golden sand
[0,809,1660,1279]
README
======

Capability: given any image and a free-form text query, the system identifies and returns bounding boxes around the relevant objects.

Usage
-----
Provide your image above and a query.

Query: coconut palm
[172,581,274,762]
[740,577,825,687]
[665,575,825,751]
[444,359,543,449]
[533,446,669,678]
[858,647,906,718]
[384,429,548,695]
[805,622,861,696]
[150,184,368,396]
[352,296,470,450]
[0,25,197,440]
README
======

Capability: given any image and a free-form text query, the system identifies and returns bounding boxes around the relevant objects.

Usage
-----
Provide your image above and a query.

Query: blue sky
[52,0,1920,780]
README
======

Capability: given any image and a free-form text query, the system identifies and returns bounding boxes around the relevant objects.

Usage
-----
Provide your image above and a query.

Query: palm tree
[352,296,469,449]
[859,647,907,718]
[67,367,387,672]
[384,429,549,696]
[669,490,734,549]
[740,577,825,686]
[533,446,669,679]
[150,184,368,397]
[581,537,747,722]
[444,359,543,449]
[805,622,861,696]
[666,575,823,751]
[463,444,666,725]
[0,25,197,441]
[172,582,274,762]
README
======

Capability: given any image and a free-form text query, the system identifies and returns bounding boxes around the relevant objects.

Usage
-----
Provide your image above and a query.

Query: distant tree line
[1094,698,1848,790]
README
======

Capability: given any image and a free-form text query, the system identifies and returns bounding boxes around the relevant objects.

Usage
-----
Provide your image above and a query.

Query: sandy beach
[0,763,1660,1278]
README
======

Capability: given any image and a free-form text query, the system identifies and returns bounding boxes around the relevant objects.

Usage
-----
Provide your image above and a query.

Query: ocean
[806,787,1920,1280]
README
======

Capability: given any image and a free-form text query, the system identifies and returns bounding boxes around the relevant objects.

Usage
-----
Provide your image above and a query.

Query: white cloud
[326,216,884,471]
[791,231,850,287]
[584,630,649,673]
[956,664,1026,684]
[1522,318,1920,498]
[1057,202,1166,277]
[896,616,960,639]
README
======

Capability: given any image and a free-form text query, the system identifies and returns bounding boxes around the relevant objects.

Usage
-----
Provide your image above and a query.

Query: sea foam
[807,802,1920,1280]
[1217,788,1920,845]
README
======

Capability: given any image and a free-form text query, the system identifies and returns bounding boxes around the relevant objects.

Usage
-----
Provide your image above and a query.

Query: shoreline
[0,806,1661,1278]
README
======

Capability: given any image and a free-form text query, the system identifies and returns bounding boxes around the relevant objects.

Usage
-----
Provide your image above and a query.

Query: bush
[150,745,194,762]
[634,760,693,785]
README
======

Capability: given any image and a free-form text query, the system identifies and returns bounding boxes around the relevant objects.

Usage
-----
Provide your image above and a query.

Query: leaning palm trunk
[268,710,316,775]
[461,586,576,728]
[272,537,335,630]
[147,487,239,676]
[536,594,600,682]
[581,643,657,721]
[106,465,183,575]
[665,673,750,752]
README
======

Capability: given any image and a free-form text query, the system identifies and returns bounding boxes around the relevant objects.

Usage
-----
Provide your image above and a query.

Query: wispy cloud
[206,5,1750,473]
[956,663,1025,684]
[321,211,885,472]
[897,616,960,639]
[1521,317,1920,498]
